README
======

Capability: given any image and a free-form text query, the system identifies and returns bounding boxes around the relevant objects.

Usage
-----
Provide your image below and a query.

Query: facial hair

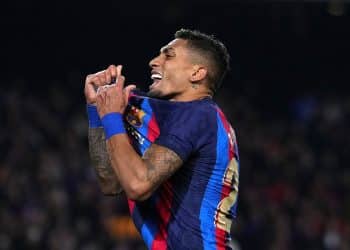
[147,89,177,100]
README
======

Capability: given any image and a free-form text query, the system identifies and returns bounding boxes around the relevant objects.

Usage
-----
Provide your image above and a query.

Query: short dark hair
[175,29,230,94]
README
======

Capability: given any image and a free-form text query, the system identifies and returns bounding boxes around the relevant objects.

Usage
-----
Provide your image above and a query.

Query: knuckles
[85,65,121,86]
[85,66,126,110]
[107,64,117,73]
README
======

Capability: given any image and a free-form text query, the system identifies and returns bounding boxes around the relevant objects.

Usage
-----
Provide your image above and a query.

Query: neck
[170,90,212,102]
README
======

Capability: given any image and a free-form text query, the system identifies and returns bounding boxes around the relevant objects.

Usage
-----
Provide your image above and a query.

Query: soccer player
[85,29,240,250]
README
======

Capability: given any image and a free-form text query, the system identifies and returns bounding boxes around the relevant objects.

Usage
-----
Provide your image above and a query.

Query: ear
[190,65,207,83]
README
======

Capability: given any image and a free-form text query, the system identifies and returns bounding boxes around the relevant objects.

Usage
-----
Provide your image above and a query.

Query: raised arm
[85,65,125,195]
[95,67,183,201]
[107,136,183,200]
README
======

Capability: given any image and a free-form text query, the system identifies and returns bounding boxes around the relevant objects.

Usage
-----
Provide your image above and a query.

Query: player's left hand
[96,65,136,117]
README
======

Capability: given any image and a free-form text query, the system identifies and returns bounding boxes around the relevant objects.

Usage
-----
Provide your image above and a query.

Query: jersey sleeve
[155,106,211,162]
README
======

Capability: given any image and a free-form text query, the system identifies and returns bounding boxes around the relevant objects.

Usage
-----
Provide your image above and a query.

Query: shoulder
[157,98,220,144]
[169,98,218,123]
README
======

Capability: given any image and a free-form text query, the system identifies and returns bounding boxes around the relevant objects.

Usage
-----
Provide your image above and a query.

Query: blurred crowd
[0,75,349,250]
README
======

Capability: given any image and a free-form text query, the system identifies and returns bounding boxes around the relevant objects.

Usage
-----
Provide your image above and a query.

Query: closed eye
[161,46,175,59]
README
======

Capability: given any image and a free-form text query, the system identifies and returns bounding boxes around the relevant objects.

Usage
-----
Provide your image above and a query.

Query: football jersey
[123,92,240,250]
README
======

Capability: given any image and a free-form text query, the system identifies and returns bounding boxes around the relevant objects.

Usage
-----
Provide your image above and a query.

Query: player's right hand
[84,65,122,104]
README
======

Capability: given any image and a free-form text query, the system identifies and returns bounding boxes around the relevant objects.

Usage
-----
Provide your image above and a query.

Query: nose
[149,54,161,68]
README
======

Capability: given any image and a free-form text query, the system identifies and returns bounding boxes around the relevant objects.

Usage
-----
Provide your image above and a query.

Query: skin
[88,126,122,195]
[85,38,213,200]
[148,39,211,101]
[85,65,134,195]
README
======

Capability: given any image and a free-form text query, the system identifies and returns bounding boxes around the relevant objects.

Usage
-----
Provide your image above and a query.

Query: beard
[147,89,163,98]
[147,89,177,100]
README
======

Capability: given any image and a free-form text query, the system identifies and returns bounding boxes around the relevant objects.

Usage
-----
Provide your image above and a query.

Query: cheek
[165,68,186,84]
[164,74,183,92]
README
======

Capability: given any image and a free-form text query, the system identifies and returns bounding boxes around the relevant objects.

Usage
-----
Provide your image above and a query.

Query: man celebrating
[85,29,240,250]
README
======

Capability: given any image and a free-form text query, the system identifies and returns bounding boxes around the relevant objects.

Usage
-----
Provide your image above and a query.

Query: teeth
[151,73,162,80]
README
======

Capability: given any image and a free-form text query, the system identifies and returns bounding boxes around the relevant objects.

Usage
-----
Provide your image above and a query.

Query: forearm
[88,127,122,195]
[106,133,183,201]
[94,72,182,200]
[106,134,152,200]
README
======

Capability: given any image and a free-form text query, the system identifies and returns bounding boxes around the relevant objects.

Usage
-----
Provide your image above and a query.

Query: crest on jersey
[126,106,146,127]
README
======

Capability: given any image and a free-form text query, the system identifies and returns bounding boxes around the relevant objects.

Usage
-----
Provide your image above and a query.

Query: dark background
[1,1,349,250]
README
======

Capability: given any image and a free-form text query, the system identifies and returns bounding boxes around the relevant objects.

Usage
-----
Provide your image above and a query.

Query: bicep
[142,143,183,189]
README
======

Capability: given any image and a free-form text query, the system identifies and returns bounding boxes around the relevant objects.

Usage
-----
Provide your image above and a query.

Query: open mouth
[150,72,162,89]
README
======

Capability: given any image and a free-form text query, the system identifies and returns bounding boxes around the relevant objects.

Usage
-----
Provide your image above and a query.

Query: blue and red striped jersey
[123,93,240,250]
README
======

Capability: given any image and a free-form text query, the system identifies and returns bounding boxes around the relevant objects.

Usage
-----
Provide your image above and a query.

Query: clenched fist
[84,64,122,105]
[94,65,136,116]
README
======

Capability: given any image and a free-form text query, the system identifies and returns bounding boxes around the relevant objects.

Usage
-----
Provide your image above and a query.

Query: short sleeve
[155,106,211,161]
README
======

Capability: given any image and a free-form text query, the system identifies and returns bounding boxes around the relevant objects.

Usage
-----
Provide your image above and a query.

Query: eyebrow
[160,46,175,54]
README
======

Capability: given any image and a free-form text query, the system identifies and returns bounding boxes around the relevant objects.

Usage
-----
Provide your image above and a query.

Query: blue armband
[101,112,126,139]
[87,104,102,128]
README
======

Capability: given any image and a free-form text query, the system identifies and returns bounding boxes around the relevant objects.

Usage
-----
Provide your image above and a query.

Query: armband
[87,104,102,128]
[101,113,126,139]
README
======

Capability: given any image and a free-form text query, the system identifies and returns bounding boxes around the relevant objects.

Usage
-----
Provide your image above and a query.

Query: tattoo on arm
[88,128,122,195]
[142,144,183,188]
